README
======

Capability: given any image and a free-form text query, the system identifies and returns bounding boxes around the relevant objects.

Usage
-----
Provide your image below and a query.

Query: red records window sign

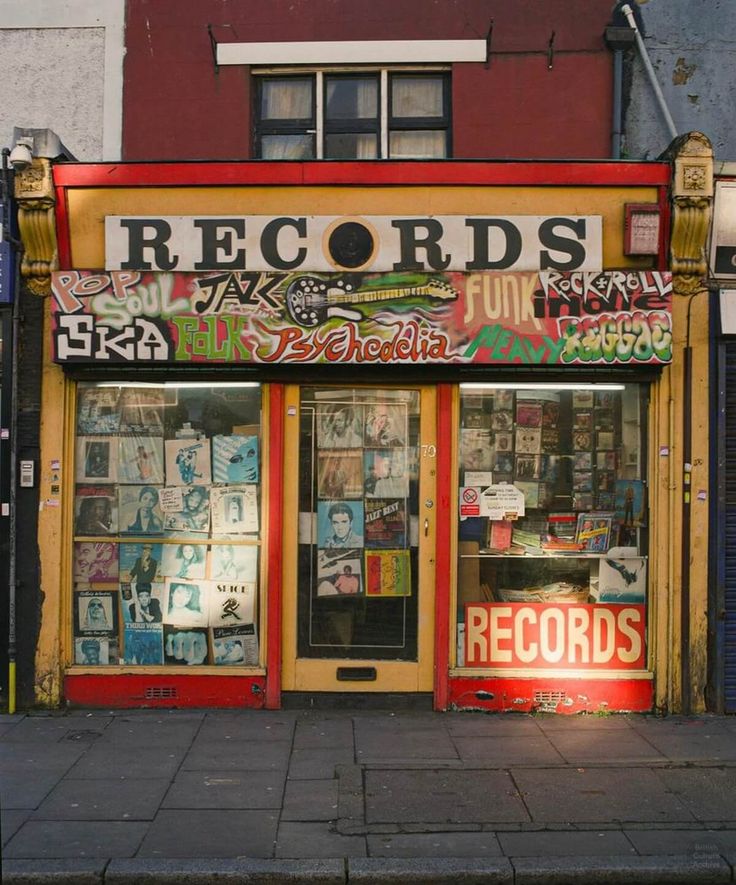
[465,603,646,670]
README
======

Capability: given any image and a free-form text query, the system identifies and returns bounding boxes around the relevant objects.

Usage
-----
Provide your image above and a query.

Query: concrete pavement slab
[452,735,564,766]
[106,857,346,884]
[446,714,542,737]
[3,858,106,885]
[99,716,203,746]
[367,831,503,857]
[355,722,459,764]
[511,853,731,883]
[282,778,338,821]
[3,820,148,858]
[275,821,366,858]
[31,777,171,821]
[347,857,513,883]
[365,769,529,824]
[195,712,297,742]
[544,729,668,764]
[1,808,32,844]
[497,829,636,856]
[535,714,638,732]
[511,766,695,823]
[0,742,88,770]
[624,827,736,855]
[0,716,102,743]
[136,809,279,858]
[67,744,186,779]
[162,769,286,809]
[182,738,291,771]
[639,732,736,762]
[288,746,355,779]
[651,767,736,821]
[293,716,355,748]
[0,770,69,810]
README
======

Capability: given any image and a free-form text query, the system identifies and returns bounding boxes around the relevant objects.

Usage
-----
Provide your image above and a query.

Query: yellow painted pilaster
[653,132,714,713]
[34,298,72,706]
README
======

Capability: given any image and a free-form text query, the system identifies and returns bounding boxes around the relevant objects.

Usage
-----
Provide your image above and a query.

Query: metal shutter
[725,343,736,711]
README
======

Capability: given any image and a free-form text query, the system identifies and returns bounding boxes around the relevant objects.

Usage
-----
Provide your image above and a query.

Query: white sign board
[105,214,603,274]
[478,484,526,520]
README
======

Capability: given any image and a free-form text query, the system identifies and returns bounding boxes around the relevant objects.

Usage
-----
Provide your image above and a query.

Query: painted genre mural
[52,270,672,367]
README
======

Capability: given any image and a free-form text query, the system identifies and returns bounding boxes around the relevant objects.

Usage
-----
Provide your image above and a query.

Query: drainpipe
[604,25,636,158]
[620,3,677,141]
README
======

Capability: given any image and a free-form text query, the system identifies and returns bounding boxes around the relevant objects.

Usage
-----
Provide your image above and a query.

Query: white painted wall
[0,0,124,160]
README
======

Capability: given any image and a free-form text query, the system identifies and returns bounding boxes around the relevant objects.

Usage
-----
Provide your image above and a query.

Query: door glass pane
[298,388,420,660]
[324,133,378,159]
[325,77,378,120]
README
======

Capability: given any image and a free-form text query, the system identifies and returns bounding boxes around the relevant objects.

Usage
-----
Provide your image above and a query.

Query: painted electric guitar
[285,274,458,328]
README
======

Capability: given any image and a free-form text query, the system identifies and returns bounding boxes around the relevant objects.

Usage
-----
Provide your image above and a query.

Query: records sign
[465,603,646,671]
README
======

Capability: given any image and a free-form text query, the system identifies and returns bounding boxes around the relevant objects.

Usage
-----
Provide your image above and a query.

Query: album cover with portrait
[76,436,118,483]
[212,434,259,483]
[73,541,119,583]
[165,438,212,486]
[118,436,165,485]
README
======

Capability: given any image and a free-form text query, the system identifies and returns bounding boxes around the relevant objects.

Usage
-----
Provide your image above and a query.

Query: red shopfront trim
[53,160,671,190]
[64,673,267,709]
[447,674,654,714]
[265,384,285,709]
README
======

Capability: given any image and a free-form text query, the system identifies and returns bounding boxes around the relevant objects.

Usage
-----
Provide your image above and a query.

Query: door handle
[424,518,429,536]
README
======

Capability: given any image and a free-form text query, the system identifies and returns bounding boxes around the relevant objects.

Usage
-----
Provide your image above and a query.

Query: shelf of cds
[72,382,264,668]
[456,383,649,633]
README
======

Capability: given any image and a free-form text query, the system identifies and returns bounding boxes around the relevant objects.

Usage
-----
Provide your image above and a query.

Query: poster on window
[316,549,363,597]
[76,436,117,483]
[118,485,164,535]
[210,485,258,534]
[212,434,259,483]
[118,436,165,484]
[165,438,212,486]
[123,623,164,664]
[161,485,211,533]
[161,542,207,580]
[75,589,119,635]
[163,579,209,627]
[205,580,256,627]
[119,542,163,584]
[317,403,364,449]
[364,549,411,596]
[317,449,364,499]
[73,542,119,582]
[208,544,258,582]
[364,498,408,549]
[75,486,118,535]
[213,624,259,666]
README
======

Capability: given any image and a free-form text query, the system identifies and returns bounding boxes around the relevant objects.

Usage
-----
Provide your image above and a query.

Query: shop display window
[456,383,648,670]
[72,382,263,668]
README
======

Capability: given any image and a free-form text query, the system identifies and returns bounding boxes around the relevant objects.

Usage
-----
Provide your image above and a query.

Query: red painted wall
[123,0,616,161]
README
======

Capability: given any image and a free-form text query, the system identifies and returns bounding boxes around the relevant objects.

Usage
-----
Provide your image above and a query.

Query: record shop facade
[20,139,713,713]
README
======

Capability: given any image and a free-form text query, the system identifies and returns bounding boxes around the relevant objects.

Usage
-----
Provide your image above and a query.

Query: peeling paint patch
[673,57,697,85]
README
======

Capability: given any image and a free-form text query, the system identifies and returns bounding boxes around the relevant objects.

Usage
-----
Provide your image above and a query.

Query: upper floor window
[256,71,450,160]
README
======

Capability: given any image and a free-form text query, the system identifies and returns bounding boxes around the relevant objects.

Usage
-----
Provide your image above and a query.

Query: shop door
[282,385,436,693]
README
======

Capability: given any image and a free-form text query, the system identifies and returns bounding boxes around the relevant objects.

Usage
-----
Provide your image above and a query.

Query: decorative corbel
[13,157,58,296]
[666,131,714,296]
